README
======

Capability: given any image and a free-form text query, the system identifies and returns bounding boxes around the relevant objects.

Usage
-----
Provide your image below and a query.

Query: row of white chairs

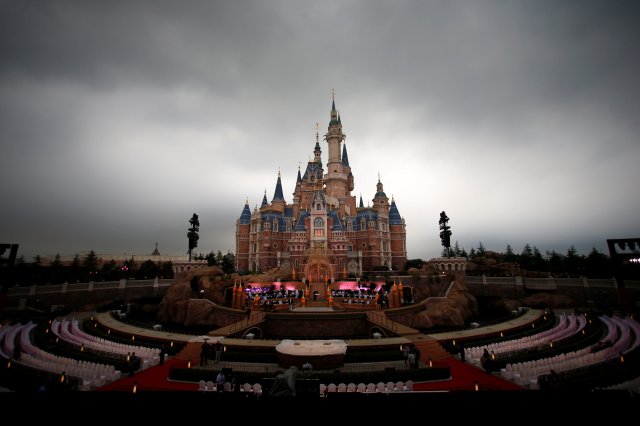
[52,319,159,369]
[197,380,262,394]
[502,316,639,388]
[321,380,414,394]
[11,322,122,390]
[465,314,586,363]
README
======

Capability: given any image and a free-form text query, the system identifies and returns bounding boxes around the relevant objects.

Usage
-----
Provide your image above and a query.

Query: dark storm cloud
[1,0,639,261]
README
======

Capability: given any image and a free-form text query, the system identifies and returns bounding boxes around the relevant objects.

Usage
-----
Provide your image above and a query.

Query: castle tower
[324,95,356,217]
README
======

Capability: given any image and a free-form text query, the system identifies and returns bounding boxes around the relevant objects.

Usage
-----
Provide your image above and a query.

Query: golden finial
[315,122,319,144]
[278,167,281,177]
[378,172,381,182]
[332,88,335,101]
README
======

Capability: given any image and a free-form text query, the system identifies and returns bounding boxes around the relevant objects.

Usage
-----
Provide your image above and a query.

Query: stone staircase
[407,336,451,362]
[175,342,203,362]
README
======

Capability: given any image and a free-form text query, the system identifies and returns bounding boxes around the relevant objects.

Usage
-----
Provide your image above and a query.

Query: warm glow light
[133,382,138,394]
[474,382,479,391]
[108,329,111,335]
[45,328,49,334]
[582,330,586,335]
[532,323,535,328]
[429,358,433,368]
[452,339,456,346]
[500,332,503,338]
[170,341,174,348]
[620,355,625,363]
[55,337,59,343]
[549,342,554,348]
[187,360,192,368]
[7,360,11,368]
[132,335,135,341]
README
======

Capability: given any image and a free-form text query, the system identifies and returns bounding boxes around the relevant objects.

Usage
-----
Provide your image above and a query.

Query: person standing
[215,340,223,363]
[159,344,167,365]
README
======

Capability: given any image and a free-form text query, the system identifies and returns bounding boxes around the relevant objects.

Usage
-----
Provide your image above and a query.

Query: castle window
[316,203,321,211]
[314,218,324,228]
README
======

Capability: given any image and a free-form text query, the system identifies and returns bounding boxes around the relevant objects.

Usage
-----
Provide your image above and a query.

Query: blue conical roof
[342,143,350,167]
[272,172,285,202]
[359,195,364,208]
[239,201,251,224]
[261,190,268,207]
[389,199,402,225]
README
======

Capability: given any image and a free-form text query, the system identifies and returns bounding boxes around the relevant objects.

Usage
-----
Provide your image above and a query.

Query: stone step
[407,336,451,361]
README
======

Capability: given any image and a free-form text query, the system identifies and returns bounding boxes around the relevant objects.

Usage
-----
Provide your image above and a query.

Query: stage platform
[292,307,335,312]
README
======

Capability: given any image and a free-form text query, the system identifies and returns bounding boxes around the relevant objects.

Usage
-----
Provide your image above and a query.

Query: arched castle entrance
[302,243,336,304]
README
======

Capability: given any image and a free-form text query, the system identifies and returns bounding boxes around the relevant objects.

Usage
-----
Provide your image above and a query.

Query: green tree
[205,251,217,266]
[221,251,235,274]
[161,261,174,279]
[403,259,424,271]
[453,241,462,257]
[564,246,584,276]
[476,242,485,257]
[50,254,64,284]
[532,246,545,271]
[504,245,516,262]
[546,250,564,275]
[584,247,611,278]
[101,260,120,281]
[83,250,99,281]
[136,259,160,279]
[520,243,533,270]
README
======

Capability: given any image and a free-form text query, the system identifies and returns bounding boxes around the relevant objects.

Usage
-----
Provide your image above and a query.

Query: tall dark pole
[439,211,452,259]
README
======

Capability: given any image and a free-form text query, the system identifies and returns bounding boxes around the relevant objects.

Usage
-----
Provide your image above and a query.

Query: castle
[235,98,407,279]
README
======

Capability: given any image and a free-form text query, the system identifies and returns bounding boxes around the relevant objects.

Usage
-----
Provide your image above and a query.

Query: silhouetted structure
[607,238,640,309]
[187,213,200,261]
[439,211,452,258]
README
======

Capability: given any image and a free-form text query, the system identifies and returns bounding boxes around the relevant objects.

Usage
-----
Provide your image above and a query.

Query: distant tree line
[8,250,175,286]
[192,250,235,274]
[403,242,613,278]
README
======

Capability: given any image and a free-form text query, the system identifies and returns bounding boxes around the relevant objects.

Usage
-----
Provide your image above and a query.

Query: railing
[227,312,266,335]
[367,311,398,334]
[7,279,174,296]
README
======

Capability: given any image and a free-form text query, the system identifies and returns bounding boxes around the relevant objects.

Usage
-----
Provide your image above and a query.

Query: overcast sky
[1,0,639,262]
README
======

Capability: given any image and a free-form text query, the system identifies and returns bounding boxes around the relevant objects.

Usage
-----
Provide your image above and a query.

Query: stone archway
[302,243,336,303]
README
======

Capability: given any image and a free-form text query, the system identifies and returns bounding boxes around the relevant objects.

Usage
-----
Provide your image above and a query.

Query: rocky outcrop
[157,266,228,324]
[390,274,478,328]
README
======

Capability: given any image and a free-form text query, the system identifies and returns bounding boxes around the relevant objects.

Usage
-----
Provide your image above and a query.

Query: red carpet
[414,358,524,391]
[98,358,198,392]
